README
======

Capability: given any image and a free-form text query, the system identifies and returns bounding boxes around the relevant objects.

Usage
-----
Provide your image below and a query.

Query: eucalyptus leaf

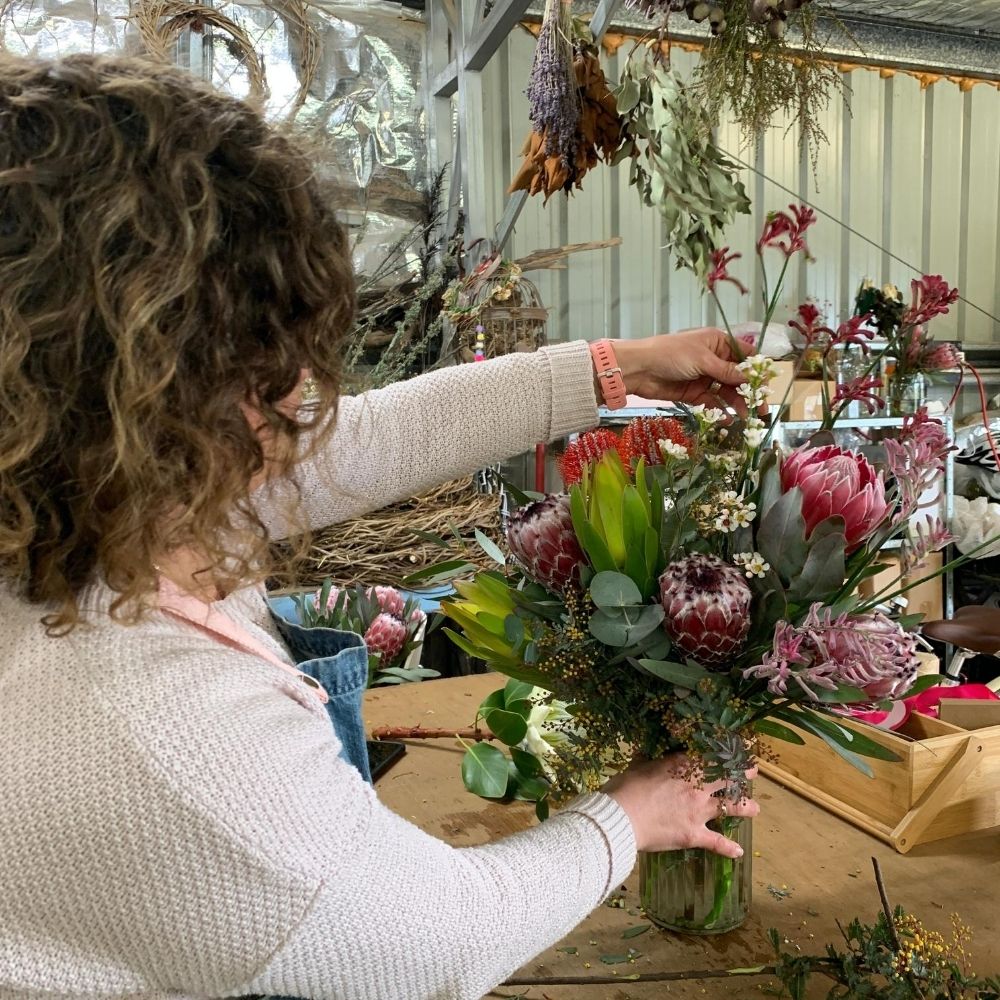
[590,571,643,609]
[754,719,806,745]
[789,530,847,603]
[474,528,506,566]
[589,609,632,647]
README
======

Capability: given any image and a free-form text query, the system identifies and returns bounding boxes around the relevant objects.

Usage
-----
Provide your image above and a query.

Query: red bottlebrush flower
[659,554,752,666]
[788,302,834,347]
[620,416,692,466]
[834,376,885,415]
[757,204,817,259]
[903,275,960,327]
[706,248,748,295]
[506,494,588,593]
[558,429,623,487]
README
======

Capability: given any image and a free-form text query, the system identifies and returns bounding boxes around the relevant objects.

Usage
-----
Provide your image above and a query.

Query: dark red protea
[620,416,692,466]
[507,494,587,592]
[659,554,752,666]
[558,429,623,487]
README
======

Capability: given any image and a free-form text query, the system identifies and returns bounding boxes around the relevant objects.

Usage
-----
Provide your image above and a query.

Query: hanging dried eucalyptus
[525,0,580,165]
[615,47,751,279]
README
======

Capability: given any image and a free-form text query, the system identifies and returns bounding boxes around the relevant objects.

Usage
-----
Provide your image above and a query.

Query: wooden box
[760,713,1000,853]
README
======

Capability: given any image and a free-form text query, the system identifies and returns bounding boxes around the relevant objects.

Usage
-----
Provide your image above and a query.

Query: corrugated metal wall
[474,31,1000,345]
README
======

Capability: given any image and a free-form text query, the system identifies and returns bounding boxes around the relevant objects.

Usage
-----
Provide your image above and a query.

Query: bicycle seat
[922,605,1000,654]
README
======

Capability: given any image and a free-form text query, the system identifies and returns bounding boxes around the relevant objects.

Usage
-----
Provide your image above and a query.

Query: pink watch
[589,339,627,410]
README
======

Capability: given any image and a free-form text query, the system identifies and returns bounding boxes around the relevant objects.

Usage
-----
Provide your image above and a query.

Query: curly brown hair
[0,53,355,630]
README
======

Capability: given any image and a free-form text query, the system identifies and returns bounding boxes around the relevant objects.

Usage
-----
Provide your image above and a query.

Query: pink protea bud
[659,554,752,666]
[780,444,888,551]
[364,613,408,663]
[507,494,587,593]
[368,585,406,619]
[312,585,341,615]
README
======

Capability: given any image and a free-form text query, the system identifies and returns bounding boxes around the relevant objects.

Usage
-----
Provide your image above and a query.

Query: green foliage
[570,455,665,601]
[459,681,554,815]
[768,906,1000,999]
[617,50,751,279]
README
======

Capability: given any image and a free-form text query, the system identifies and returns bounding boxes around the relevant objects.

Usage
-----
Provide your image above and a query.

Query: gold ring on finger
[708,380,723,395]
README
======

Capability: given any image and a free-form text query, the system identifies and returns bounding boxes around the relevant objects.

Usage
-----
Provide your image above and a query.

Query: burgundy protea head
[780,445,888,551]
[620,416,692,466]
[506,494,587,593]
[558,429,623,487]
[658,554,752,666]
[368,585,406,619]
[745,605,920,701]
[364,613,408,664]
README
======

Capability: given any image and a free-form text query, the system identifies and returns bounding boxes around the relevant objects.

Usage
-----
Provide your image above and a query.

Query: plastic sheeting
[0,0,429,279]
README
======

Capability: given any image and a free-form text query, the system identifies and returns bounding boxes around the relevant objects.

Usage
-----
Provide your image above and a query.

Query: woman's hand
[602,755,759,857]
[611,329,749,415]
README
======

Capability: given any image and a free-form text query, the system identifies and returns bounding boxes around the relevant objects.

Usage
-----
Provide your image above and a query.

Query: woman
[0,54,758,1000]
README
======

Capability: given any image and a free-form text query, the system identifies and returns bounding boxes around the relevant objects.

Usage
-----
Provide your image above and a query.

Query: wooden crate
[760,713,1000,853]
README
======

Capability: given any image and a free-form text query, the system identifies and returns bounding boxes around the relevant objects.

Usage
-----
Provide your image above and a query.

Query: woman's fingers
[691,826,745,859]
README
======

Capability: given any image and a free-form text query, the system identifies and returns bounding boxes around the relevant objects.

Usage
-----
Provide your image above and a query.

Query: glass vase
[639,817,752,934]
[888,371,926,416]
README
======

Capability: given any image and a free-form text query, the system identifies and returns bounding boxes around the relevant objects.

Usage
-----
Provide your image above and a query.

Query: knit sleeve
[241,789,636,1000]
[256,341,599,539]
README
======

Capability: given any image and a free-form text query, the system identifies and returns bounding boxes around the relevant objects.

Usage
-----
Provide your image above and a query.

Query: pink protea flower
[788,302,835,348]
[707,248,748,295]
[368,585,406,620]
[659,554,752,666]
[313,585,342,615]
[757,204,816,259]
[506,494,588,593]
[780,445,888,551]
[745,605,920,701]
[364,613,408,663]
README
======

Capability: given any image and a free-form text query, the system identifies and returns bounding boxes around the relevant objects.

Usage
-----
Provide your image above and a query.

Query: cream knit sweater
[0,342,637,1000]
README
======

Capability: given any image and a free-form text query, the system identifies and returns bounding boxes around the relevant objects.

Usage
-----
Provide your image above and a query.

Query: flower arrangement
[294,581,437,687]
[439,208,968,931]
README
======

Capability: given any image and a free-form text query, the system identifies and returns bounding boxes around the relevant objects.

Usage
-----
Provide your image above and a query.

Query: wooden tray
[759,713,1000,853]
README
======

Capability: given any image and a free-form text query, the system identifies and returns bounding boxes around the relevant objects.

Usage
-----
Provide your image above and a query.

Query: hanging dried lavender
[525,0,579,165]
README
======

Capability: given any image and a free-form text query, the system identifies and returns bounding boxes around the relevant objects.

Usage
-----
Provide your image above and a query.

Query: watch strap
[589,339,627,410]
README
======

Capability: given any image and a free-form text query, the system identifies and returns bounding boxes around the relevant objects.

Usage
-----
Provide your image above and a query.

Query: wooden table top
[364,674,1000,1000]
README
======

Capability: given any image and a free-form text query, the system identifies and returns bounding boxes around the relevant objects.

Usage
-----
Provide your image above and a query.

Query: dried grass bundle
[280,479,502,589]
[126,0,268,104]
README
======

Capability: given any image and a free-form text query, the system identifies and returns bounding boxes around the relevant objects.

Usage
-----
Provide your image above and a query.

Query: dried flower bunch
[441,207,966,819]
[615,47,751,278]
[513,20,624,200]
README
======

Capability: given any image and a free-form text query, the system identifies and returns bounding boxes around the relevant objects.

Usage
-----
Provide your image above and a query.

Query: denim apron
[267,597,373,783]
